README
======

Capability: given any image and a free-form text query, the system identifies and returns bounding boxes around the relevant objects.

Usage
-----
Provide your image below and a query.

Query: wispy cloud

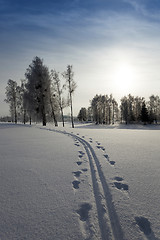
[1,0,160,115]
[123,0,160,21]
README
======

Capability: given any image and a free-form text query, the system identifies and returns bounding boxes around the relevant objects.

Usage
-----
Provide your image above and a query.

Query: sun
[112,62,136,95]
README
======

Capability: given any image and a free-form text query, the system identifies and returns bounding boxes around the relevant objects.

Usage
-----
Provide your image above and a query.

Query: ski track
[42,127,125,240]
[39,126,159,239]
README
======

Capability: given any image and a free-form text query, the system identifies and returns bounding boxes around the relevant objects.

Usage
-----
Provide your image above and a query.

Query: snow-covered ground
[0,122,160,240]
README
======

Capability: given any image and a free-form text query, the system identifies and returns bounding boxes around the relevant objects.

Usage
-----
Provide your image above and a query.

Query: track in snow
[52,129,125,240]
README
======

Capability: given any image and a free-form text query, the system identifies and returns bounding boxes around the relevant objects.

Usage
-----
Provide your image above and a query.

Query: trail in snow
[41,126,158,240]
[43,128,125,240]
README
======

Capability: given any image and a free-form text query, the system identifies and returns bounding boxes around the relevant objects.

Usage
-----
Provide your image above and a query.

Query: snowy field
[0,122,160,240]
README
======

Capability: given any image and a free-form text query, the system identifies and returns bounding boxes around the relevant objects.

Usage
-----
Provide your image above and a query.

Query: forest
[78,94,160,125]
[4,56,76,127]
[4,56,160,126]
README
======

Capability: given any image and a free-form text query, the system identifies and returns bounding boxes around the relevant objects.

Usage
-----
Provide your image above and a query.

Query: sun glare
[112,62,136,95]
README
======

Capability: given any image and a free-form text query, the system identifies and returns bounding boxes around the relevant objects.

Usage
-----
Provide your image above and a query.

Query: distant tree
[120,96,129,124]
[25,57,51,126]
[133,96,143,123]
[120,95,147,124]
[51,69,65,127]
[111,96,119,124]
[148,95,160,124]
[87,106,93,121]
[63,65,77,128]
[91,94,101,124]
[90,94,118,125]
[78,107,87,121]
[141,101,149,124]
[4,79,19,123]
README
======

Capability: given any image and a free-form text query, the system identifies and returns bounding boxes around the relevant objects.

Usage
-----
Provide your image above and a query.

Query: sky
[1,0,160,117]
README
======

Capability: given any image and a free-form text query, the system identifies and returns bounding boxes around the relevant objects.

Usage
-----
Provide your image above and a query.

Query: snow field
[61,123,160,239]
[0,122,160,239]
[0,124,86,239]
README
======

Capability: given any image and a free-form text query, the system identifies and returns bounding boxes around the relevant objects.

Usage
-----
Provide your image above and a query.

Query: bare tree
[51,69,65,127]
[63,65,77,128]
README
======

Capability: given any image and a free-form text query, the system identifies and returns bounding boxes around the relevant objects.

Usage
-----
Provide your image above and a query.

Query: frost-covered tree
[133,96,144,123]
[51,69,65,127]
[111,96,119,124]
[148,95,160,124]
[49,95,58,126]
[63,65,77,128]
[5,79,20,123]
[25,57,51,126]
[120,95,145,124]
[91,94,118,124]
[87,107,93,121]
[18,80,28,124]
[120,96,128,124]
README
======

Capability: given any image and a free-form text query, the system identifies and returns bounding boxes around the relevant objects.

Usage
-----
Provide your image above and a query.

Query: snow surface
[0,122,160,240]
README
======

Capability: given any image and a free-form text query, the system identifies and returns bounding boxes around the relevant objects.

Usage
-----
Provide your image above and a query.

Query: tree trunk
[109,106,111,125]
[70,92,74,128]
[60,107,65,127]
[52,108,58,127]
[50,98,58,127]
[42,113,46,126]
[14,105,17,124]
[112,102,115,124]
[23,109,26,124]
[30,115,32,125]
[41,93,47,126]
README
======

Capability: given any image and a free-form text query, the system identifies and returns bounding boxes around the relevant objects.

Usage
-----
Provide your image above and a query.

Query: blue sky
[1,0,160,116]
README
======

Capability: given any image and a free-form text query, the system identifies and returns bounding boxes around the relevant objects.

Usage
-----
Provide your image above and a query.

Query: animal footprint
[96,146,101,149]
[82,168,88,172]
[104,154,109,159]
[72,180,80,189]
[75,143,80,147]
[135,216,152,235]
[79,151,85,156]
[114,176,123,182]
[114,182,129,191]
[97,146,105,151]
[77,161,82,166]
[77,203,92,221]
[104,154,114,165]
[110,161,115,166]
[73,171,82,177]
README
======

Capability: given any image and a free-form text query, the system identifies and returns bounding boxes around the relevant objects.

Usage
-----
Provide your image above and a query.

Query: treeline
[4,56,77,127]
[78,94,160,125]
